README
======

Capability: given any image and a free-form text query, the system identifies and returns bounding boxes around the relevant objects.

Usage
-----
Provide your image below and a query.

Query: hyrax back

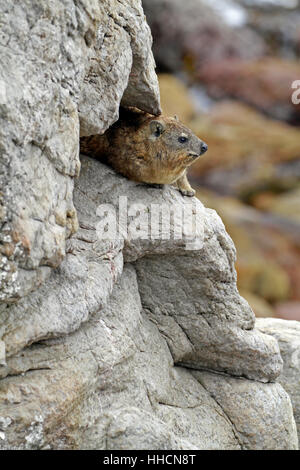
[80,108,208,196]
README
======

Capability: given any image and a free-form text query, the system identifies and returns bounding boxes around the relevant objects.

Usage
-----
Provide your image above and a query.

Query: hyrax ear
[150,120,165,137]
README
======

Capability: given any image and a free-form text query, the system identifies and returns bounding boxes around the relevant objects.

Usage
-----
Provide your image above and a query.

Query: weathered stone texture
[0,0,160,303]
[256,318,300,447]
[0,0,298,450]
[1,157,297,449]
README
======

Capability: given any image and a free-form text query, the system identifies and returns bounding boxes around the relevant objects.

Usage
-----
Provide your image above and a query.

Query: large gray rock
[0,265,239,449]
[79,0,161,137]
[256,318,300,447]
[76,158,284,384]
[194,370,297,450]
[0,158,282,382]
[0,0,160,304]
[0,0,298,450]
[1,157,297,449]
[0,261,297,449]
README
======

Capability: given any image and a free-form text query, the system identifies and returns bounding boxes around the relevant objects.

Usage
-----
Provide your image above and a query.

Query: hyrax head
[125,113,208,185]
[147,115,207,169]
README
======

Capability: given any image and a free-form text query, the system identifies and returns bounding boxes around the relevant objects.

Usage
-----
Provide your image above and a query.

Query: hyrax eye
[178,136,188,143]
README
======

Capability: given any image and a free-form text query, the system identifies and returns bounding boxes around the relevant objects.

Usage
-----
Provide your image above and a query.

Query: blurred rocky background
[142,0,300,321]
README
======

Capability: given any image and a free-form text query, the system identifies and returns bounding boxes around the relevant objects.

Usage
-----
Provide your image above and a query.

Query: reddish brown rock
[196,58,300,122]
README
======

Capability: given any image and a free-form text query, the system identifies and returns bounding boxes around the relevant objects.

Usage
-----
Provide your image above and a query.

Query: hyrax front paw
[179,188,195,197]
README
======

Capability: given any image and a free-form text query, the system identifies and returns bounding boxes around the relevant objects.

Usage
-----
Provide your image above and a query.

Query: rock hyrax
[80,108,208,197]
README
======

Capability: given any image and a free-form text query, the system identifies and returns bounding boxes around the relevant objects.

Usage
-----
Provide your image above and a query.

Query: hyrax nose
[200,142,208,155]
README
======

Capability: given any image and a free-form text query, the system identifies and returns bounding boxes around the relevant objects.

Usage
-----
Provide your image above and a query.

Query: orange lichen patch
[66,209,79,238]
[11,230,31,253]
[0,243,15,258]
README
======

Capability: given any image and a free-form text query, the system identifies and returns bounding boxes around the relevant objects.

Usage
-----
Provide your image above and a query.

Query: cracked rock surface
[256,318,300,448]
[0,157,297,449]
[0,0,298,450]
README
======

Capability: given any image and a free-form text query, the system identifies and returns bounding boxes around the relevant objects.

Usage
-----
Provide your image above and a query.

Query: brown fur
[80,108,208,196]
